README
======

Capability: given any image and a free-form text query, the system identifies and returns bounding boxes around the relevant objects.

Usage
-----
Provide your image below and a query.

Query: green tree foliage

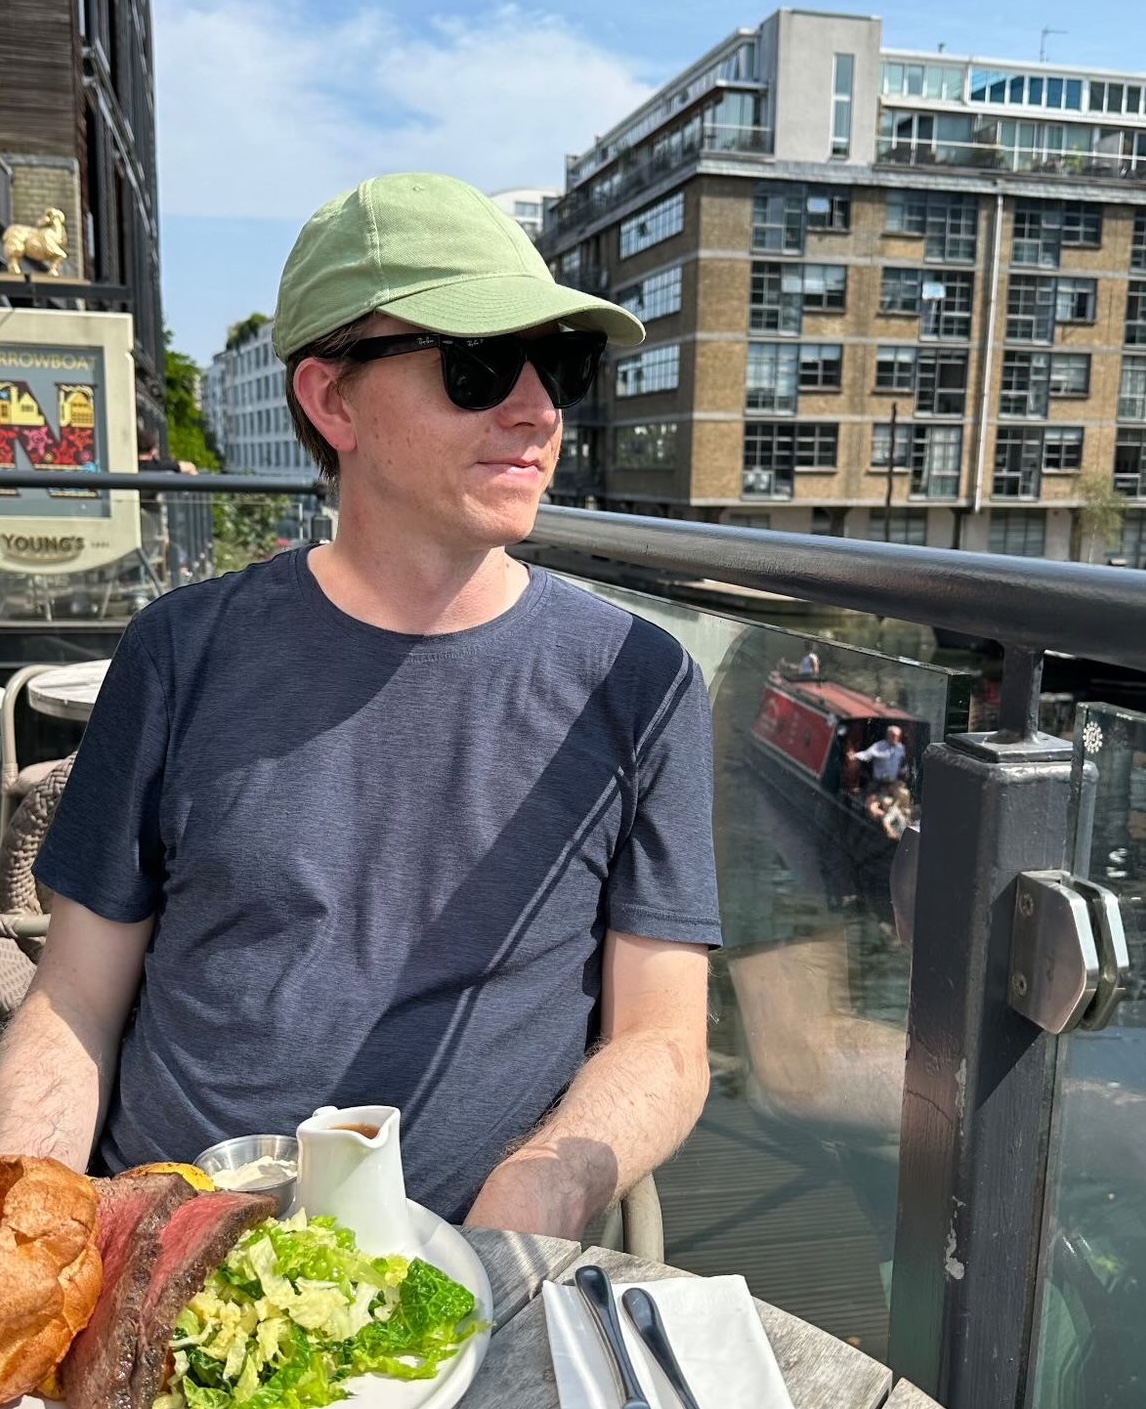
[1076,470,1127,563]
[164,332,287,573]
[226,311,270,351]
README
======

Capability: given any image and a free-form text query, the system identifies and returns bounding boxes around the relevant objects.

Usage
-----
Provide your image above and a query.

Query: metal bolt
[1012,973,1029,997]
[1019,892,1035,918]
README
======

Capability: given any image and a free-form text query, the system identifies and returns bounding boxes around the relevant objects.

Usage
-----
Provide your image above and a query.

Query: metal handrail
[0,471,325,496]
[530,504,1146,675]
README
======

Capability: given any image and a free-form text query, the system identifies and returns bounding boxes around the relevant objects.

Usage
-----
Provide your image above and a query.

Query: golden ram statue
[2,208,68,277]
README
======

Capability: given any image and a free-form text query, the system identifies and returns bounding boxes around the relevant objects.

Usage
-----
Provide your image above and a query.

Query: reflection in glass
[567,577,967,1360]
[1029,705,1146,1408]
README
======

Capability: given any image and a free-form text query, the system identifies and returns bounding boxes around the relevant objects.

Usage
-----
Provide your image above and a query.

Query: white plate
[18,1200,491,1409]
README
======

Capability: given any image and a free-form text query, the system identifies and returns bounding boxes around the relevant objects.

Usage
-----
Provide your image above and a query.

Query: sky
[155,0,1146,365]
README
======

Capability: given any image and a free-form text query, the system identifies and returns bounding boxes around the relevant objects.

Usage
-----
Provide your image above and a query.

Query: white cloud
[154,0,655,220]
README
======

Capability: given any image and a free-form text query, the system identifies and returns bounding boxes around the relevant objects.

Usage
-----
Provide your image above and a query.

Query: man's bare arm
[464,930,711,1239]
[0,895,152,1168]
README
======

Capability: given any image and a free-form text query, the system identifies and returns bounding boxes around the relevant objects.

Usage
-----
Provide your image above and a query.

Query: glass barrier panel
[1028,704,1146,1409]
[566,575,970,1361]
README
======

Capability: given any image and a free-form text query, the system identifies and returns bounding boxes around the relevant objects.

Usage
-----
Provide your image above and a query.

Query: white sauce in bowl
[211,1155,297,1191]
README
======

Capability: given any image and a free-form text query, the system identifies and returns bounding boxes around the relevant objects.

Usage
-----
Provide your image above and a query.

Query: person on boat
[0,173,721,1240]
[798,643,821,679]
[848,724,907,793]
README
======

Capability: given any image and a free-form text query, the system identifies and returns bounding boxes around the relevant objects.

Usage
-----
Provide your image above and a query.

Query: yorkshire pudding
[0,1155,102,1402]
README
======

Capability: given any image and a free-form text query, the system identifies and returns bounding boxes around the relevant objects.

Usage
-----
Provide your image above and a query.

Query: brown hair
[283,315,373,481]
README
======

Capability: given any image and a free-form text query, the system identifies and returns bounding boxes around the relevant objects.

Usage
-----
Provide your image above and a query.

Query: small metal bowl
[194,1133,298,1216]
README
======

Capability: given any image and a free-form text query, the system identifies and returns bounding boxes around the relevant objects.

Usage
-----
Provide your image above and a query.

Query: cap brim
[372,273,645,347]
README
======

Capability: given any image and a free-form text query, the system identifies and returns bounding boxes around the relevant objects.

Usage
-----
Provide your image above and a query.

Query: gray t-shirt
[35,551,721,1221]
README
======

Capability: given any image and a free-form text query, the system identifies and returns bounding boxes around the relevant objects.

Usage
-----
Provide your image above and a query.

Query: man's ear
[293,359,358,453]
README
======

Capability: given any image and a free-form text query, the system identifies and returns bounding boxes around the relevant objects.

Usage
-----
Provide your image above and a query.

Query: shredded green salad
[152,1210,482,1409]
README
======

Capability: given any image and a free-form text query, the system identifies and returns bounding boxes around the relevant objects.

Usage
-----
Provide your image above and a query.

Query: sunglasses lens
[441,338,523,411]
[530,333,606,409]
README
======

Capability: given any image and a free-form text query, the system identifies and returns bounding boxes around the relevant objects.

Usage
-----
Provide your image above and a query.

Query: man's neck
[305,533,530,635]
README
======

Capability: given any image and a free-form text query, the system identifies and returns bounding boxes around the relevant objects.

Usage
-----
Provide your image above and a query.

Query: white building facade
[201,319,315,475]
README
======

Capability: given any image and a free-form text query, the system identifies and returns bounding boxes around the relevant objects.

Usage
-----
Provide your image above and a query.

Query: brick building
[539,9,1146,564]
[0,0,165,435]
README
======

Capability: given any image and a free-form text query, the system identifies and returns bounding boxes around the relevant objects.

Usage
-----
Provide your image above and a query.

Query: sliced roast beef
[61,1174,198,1409]
[129,1189,276,1409]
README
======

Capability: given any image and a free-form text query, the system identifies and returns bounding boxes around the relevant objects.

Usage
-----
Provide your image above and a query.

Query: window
[1127,282,1146,345]
[922,272,974,340]
[1042,427,1084,471]
[915,350,968,415]
[1001,351,1051,417]
[1133,212,1146,272]
[1120,509,1146,566]
[798,343,843,390]
[1049,353,1090,397]
[1061,202,1102,247]
[619,191,684,259]
[832,54,854,158]
[880,268,923,314]
[1013,201,1061,267]
[750,263,846,331]
[560,249,582,279]
[989,510,1046,557]
[614,344,680,396]
[868,509,929,543]
[750,263,803,333]
[1119,356,1146,419]
[806,189,851,231]
[994,427,1079,490]
[910,425,963,497]
[994,429,1044,497]
[1006,275,1056,341]
[613,423,678,470]
[886,190,978,261]
[746,343,798,412]
[616,266,682,322]
[872,423,962,497]
[801,264,847,311]
[886,190,927,236]
[1056,278,1096,324]
[875,346,916,391]
[752,184,805,253]
[926,195,978,263]
[1115,428,1146,495]
[743,423,839,497]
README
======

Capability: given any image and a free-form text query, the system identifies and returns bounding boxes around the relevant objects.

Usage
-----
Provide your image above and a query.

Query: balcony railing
[543,124,773,243]
[877,136,1146,180]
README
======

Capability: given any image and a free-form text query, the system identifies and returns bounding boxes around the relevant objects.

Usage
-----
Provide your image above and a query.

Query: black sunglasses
[344,329,607,412]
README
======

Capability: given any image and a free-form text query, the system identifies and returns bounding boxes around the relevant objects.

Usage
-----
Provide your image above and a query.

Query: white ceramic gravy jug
[294,1104,417,1257]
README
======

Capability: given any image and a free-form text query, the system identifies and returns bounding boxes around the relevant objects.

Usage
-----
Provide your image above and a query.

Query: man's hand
[464,932,710,1239]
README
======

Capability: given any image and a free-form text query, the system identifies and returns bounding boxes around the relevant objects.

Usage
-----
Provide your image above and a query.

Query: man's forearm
[466,1026,709,1238]
[0,986,104,1169]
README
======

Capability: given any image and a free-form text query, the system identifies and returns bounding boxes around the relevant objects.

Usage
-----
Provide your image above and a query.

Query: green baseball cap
[273,173,645,360]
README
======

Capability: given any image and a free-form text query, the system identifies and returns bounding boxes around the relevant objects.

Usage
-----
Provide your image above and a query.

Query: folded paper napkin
[541,1275,795,1409]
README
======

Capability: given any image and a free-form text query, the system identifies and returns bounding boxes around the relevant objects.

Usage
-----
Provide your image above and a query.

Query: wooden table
[458,1230,942,1409]
[26,659,110,722]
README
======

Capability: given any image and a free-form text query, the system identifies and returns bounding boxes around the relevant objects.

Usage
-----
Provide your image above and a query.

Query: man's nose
[494,358,561,428]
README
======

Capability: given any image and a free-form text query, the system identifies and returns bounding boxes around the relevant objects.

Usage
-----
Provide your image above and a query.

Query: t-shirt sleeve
[33,622,169,923]
[606,653,723,948]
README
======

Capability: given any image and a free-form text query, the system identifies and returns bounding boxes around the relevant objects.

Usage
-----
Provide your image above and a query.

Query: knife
[573,1265,652,1409]
[621,1286,703,1409]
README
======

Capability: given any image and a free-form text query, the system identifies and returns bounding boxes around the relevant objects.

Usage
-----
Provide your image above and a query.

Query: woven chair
[0,754,74,1026]
[0,665,70,837]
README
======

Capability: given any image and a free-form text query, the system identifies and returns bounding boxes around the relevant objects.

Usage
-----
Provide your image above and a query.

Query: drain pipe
[971,190,1004,520]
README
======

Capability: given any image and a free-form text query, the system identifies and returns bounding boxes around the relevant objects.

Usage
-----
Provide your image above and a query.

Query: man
[137,427,198,475]
[798,642,821,679]
[0,174,721,1240]
[848,724,907,790]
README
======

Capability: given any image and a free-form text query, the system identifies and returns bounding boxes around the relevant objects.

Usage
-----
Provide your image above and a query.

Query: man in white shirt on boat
[848,725,906,789]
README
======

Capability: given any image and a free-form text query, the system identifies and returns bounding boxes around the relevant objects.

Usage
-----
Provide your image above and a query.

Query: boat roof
[770,675,922,723]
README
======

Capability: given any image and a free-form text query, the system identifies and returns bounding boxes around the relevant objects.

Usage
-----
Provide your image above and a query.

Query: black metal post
[884,401,898,542]
[888,646,1073,1408]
